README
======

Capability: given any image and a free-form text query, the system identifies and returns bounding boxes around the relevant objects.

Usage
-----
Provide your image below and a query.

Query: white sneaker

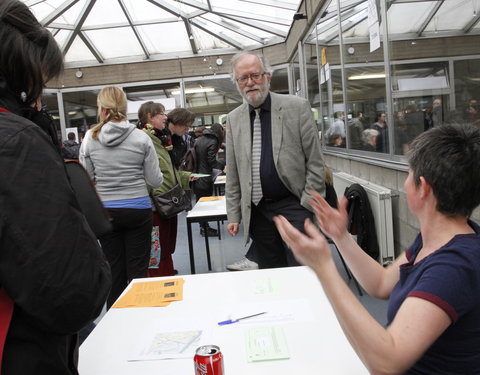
[226,257,259,271]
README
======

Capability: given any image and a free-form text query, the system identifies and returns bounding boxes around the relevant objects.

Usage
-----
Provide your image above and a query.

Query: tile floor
[93,209,390,333]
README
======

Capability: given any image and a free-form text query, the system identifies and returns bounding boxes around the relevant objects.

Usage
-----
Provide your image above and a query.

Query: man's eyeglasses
[236,72,266,84]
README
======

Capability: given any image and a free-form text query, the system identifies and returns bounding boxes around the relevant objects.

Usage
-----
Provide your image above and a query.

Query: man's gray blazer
[225,91,326,244]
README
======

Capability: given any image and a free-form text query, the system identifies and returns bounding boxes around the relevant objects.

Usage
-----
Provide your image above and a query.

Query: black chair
[325,179,363,296]
[327,238,363,296]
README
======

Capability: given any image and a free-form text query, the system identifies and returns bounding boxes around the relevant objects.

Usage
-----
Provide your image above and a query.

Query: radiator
[332,172,395,265]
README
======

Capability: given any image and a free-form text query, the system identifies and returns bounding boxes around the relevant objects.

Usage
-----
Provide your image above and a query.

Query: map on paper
[130,329,208,361]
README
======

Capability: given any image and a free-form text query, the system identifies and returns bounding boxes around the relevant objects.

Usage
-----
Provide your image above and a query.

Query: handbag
[150,170,192,219]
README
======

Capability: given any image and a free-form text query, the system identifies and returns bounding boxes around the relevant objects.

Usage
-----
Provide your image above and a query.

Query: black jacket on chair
[344,183,379,260]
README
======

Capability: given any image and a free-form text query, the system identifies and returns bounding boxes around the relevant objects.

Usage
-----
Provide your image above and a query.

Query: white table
[79,267,368,375]
[186,197,227,274]
[213,175,226,196]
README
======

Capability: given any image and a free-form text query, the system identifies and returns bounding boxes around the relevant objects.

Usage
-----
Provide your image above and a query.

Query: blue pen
[217,312,267,326]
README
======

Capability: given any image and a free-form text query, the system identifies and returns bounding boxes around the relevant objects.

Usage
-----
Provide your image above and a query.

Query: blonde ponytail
[91,86,128,140]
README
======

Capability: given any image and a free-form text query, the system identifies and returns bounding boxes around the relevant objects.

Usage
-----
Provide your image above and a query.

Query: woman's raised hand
[273,216,332,270]
[309,190,349,242]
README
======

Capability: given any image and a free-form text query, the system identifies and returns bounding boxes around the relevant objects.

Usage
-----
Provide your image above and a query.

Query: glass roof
[307,0,480,45]
[22,0,302,68]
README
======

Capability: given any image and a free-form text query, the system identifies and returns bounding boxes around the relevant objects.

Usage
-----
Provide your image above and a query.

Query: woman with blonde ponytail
[80,86,163,309]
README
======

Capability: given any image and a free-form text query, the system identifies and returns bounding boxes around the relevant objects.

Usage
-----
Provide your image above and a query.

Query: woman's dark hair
[210,123,224,145]
[0,0,63,105]
[374,112,385,123]
[137,101,165,128]
[407,123,480,217]
[167,108,196,127]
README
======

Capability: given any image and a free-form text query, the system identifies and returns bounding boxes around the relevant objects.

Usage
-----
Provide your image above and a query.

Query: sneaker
[226,257,259,271]
[200,226,218,237]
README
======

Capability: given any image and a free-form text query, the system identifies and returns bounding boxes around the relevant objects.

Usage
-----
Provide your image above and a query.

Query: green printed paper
[245,326,290,362]
[252,277,280,295]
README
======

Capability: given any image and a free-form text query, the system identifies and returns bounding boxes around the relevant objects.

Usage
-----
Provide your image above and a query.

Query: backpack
[178,145,197,172]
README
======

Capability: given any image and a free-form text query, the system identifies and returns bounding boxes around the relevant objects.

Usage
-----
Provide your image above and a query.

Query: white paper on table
[217,299,316,326]
[128,322,213,361]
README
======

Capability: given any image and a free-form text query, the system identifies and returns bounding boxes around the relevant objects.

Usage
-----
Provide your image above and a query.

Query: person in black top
[193,123,226,236]
[166,108,196,168]
[61,131,81,159]
[0,1,111,373]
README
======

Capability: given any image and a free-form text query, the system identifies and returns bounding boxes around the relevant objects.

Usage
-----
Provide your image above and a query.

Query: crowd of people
[2,0,479,372]
[326,96,480,155]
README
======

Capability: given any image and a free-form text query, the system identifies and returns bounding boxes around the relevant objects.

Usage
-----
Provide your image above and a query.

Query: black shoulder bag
[150,170,192,219]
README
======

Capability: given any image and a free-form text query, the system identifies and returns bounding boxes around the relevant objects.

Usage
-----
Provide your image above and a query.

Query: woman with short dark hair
[275,124,480,374]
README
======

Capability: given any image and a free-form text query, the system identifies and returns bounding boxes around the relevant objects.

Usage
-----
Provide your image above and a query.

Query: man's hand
[227,222,239,236]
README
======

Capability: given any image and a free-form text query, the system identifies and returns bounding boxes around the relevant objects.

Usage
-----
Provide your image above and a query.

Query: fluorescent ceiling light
[348,73,386,80]
[171,88,215,95]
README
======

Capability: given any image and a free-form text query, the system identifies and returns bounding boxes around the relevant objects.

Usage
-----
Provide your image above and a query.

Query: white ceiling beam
[183,17,199,54]
[210,6,291,26]
[237,0,298,11]
[417,0,443,37]
[50,14,207,31]
[40,0,79,26]
[463,12,480,33]
[171,0,291,26]
[25,0,47,6]
[146,0,189,18]
[190,18,245,49]
[199,15,264,43]
[78,32,104,63]
[221,15,287,37]
[62,0,96,56]
[323,10,368,43]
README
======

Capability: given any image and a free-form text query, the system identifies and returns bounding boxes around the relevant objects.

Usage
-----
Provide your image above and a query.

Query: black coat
[61,139,80,159]
[193,129,226,199]
[344,183,380,260]
[0,102,111,374]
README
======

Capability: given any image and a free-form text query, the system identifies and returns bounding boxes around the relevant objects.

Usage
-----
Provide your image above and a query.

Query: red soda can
[194,345,224,375]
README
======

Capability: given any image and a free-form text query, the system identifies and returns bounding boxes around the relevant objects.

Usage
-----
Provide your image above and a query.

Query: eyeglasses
[236,72,266,84]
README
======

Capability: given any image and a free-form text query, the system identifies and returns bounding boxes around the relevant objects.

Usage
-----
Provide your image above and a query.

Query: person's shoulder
[271,92,309,108]
[228,102,248,117]
[430,233,480,269]
[0,111,36,133]
[0,112,46,147]
[132,126,153,141]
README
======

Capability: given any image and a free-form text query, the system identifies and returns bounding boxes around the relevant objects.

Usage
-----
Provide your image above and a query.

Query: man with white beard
[225,51,326,269]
